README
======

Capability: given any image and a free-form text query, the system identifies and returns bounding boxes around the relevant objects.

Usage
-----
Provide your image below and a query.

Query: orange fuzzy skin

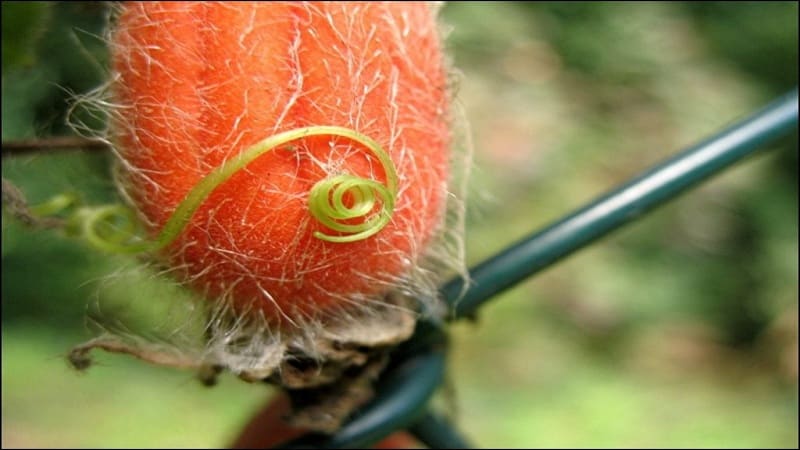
[112,2,450,324]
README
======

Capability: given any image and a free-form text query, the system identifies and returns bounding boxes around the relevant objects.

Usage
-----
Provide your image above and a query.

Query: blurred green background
[2,2,797,448]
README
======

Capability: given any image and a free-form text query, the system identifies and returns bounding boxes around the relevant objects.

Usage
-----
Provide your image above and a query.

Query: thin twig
[68,336,201,372]
[1,178,66,228]
[1,136,110,156]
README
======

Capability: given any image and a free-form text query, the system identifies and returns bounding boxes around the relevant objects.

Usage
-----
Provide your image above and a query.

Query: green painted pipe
[442,88,798,319]
[409,410,472,449]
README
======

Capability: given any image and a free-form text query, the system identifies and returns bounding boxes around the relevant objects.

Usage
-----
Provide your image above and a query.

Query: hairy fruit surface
[112,2,452,326]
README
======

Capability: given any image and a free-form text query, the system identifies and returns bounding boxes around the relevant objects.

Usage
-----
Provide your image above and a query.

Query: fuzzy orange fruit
[111,2,450,325]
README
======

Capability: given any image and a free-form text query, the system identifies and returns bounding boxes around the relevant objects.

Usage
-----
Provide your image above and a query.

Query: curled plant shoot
[26,126,398,252]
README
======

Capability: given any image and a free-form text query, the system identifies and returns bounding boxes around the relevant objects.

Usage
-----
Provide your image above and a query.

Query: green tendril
[28,193,79,217]
[27,126,398,253]
[308,174,396,243]
[72,204,142,253]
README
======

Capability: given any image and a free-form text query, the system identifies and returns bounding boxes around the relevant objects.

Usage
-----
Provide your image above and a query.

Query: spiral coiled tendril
[26,126,398,253]
[308,174,396,243]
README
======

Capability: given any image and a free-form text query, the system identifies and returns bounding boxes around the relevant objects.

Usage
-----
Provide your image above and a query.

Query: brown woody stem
[2,136,110,156]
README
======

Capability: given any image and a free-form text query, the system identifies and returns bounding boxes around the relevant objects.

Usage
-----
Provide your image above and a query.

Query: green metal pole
[409,410,472,449]
[442,88,798,319]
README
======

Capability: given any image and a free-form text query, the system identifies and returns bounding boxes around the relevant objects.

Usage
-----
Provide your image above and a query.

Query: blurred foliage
[2,2,797,448]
